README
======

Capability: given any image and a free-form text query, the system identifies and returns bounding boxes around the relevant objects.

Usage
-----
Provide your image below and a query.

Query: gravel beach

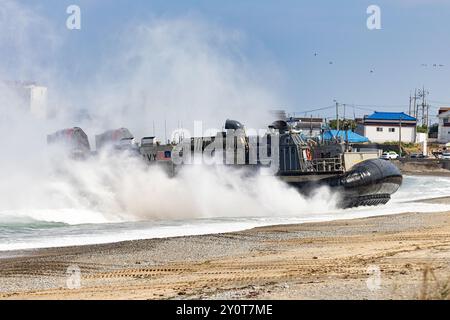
[1,202,450,300]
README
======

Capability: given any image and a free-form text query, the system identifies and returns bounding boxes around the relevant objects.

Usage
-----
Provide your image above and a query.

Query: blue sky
[11,0,450,122]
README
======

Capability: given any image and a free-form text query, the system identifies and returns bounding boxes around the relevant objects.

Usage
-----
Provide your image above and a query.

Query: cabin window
[389,128,396,133]
[376,127,383,132]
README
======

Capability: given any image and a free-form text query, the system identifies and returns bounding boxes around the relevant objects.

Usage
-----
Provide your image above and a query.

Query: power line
[291,102,412,119]
[428,99,450,105]
[342,103,408,110]
[290,105,335,115]
[352,106,376,112]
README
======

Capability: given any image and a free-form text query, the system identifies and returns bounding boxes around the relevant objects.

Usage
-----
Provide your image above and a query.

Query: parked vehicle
[380,151,399,160]
[432,151,443,159]
[442,152,450,160]
[410,153,427,159]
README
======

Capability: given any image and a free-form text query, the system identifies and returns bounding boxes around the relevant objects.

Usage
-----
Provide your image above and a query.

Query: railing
[309,157,344,172]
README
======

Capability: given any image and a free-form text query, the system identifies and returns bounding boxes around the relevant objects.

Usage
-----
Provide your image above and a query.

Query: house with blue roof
[323,130,369,143]
[355,112,417,143]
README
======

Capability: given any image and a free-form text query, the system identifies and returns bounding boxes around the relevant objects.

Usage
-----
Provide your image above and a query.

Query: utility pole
[409,93,412,116]
[399,115,402,158]
[335,101,340,131]
[413,89,418,119]
[418,86,429,127]
[422,86,426,127]
[164,119,167,144]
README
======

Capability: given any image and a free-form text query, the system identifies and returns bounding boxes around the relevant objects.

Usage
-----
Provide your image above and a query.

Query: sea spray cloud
[40,149,340,223]
[0,2,339,225]
[0,123,340,225]
[0,0,61,83]
[81,16,283,137]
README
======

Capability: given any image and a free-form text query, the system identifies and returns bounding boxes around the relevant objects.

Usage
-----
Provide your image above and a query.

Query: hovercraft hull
[286,158,402,208]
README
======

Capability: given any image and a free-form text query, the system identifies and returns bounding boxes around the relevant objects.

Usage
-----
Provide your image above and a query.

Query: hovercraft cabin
[355,112,417,143]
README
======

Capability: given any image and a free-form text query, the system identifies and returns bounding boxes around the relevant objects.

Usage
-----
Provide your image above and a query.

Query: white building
[437,107,450,143]
[4,81,48,119]
[28,85,48,119]
[355,112,417,143]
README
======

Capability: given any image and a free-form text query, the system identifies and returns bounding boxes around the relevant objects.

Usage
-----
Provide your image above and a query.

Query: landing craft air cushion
[47,120,402,208]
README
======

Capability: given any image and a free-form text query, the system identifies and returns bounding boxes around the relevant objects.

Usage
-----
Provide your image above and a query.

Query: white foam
[2,175,450,251]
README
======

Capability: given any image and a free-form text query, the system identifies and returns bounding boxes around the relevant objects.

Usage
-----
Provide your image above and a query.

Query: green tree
[416,125,428,133]
[328,119,357,131]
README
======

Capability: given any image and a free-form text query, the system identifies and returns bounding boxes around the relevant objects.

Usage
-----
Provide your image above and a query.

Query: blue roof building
[323,130,369,143]
[355,111,417,143]
[365,112,416,122]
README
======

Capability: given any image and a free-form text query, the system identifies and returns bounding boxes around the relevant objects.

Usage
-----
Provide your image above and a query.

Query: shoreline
[1,174,450,300]
[1,171,448,255]
[1,209,450,299]
[2,191,450,256]
[402,170,450,177]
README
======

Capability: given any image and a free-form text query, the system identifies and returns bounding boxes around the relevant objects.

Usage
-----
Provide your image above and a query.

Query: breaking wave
[0,149,340,226]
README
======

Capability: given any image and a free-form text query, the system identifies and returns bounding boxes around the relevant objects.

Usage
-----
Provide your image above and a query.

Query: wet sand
[1,200,450,300]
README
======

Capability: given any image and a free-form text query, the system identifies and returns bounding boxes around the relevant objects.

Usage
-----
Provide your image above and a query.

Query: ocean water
[1,175,450,252]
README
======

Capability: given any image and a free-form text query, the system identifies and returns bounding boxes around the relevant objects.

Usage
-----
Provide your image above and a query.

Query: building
[355,112,417,143]
[322,130,369,143]
[3,81,48,119]
[28,84,48,119]
[437,107,450,143]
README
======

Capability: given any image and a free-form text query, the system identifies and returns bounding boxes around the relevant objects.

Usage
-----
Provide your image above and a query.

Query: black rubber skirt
[288,159,403,208]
